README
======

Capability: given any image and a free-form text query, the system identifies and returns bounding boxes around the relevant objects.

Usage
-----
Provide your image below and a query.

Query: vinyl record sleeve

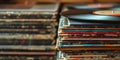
[65,19,120,28]
[61,10,120,23]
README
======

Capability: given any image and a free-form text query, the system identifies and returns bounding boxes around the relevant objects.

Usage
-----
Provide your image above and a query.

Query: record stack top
[57,3,120,60]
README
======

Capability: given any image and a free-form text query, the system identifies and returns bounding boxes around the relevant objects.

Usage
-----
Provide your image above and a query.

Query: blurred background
[0,0,120,4]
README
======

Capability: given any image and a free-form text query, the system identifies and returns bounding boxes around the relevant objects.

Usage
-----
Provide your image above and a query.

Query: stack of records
[57,3,120,60]
[0,3,59,60]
